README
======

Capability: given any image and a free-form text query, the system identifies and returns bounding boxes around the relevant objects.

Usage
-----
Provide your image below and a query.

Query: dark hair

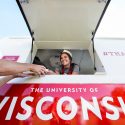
[33,56,47,67]
[60,52,72,62]
[61,63,77,74]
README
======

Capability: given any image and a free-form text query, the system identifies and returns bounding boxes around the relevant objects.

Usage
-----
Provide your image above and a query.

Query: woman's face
[60,53,71,67]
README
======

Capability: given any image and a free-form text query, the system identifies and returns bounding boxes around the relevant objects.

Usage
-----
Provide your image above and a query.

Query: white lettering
[118,97,125,114]
[16,96,34,120]
[36,96,54,120]
[81,97,102,120]
[0,97,10,110]
[57,96,77,120]
[102,97,119,120]
[6,97,18,120]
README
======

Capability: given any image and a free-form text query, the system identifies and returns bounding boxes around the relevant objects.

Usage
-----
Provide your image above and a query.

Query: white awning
[20,0,106,49]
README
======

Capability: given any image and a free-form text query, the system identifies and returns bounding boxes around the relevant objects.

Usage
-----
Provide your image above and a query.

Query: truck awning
[19,0,109,49]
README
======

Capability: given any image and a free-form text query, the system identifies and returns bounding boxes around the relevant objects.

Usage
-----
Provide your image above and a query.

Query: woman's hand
[29,64,48,75]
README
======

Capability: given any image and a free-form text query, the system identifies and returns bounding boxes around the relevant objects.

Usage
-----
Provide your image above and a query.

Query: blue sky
[0,0,30,38]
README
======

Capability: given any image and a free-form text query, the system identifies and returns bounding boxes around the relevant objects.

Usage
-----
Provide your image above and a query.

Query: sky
[0,0,30,38]
[0,0,125,39]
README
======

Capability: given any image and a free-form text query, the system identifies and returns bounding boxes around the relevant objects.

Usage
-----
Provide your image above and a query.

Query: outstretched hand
[29,64,49,75]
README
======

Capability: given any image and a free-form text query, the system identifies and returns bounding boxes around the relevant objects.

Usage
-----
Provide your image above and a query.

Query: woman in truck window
[55,50,79,75]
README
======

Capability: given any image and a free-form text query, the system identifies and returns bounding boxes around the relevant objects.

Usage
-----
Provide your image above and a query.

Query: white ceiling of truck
[20,0,106,49]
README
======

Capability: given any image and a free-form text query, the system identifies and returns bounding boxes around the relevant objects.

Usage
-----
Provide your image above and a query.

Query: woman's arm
[72,64,79,75]
[0,59,48,76]
[0,75,16,87]
[0,72,37,87]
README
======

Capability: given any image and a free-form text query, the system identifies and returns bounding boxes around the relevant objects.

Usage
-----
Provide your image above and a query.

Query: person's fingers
[45,69,49,73]
[40,69,46,75]
[14,73,28,78]
[31,64,50,75]
[26,72,36,76]
[35,70,45,76]
[41,65,46,69]
[43,69,49,74]
[39,67,49,74]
